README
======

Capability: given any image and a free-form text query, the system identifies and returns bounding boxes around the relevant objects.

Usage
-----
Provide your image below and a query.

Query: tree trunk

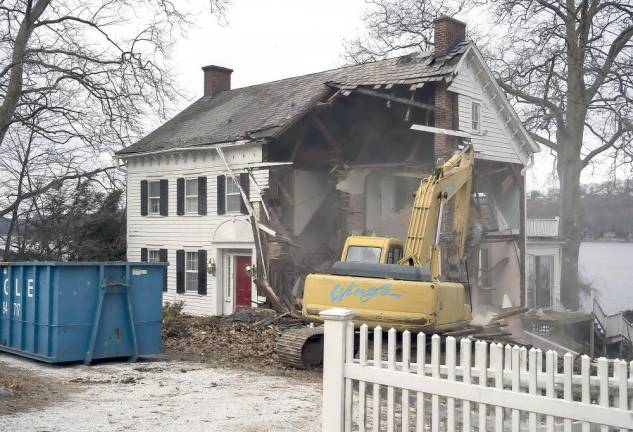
[557,135,584,310]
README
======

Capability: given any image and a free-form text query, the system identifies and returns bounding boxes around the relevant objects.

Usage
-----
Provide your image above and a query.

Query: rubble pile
[162,303,310,370]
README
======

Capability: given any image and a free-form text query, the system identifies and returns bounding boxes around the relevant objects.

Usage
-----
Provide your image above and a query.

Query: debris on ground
[0,361,76,415]
[162,302,315,374]
[0,355,321,431]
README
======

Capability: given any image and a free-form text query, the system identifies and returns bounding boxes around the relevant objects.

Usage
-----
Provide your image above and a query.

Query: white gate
[320,308,633,432]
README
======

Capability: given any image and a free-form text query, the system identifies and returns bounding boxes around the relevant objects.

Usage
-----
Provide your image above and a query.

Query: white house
[115,17,538,317]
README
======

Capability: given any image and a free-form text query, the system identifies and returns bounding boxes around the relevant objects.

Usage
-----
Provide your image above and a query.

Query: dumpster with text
[0,262,166,364]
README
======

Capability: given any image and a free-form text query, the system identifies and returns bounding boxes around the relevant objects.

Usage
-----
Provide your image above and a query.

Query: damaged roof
[116,42,470,156]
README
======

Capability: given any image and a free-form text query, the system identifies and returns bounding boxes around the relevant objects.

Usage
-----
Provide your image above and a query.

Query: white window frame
[185,178,199,214]
[185,251,198,292]
[225,176,242,214]
[148,249,161,262]
[148,180,161,215]
[471,102,481,132]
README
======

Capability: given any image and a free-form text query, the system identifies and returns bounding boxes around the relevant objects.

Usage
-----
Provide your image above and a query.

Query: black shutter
[239,173,250,215]
[159,179,169,216]
[197,249,207,295]
[140,180,148,216]
[176,249,185,294]
[140,248,148,262]
[176,178,185,216]
[159,249,168,292]
[217,175,226,215]
[198,176,207,215]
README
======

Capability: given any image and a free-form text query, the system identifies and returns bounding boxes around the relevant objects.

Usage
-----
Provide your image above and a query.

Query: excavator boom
[399,144,474,275]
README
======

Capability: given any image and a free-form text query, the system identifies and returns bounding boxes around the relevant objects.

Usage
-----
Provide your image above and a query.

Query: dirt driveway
[0,353,322,432]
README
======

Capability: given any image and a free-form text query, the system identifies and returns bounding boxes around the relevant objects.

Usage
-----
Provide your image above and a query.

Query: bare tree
[0,0,228,244]
[346,0,633,309]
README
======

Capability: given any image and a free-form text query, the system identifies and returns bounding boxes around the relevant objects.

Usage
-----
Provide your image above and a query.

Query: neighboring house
[115,17,538,316]
[526,217,563,311]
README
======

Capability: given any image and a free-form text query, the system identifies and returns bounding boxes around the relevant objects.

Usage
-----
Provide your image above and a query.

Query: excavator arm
[399,144,474,278]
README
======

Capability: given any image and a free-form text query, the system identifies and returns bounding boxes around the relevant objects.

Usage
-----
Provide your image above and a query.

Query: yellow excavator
[277,144,475,368]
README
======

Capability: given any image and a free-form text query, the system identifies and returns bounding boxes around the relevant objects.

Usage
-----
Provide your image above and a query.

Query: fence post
[320,308,354,432]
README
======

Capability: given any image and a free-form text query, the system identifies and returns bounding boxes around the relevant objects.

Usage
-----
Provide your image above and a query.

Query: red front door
[235,255,252,307]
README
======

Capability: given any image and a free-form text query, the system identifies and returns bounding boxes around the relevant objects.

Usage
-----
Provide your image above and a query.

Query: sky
[149,0,618,192]
[169,0,366,109]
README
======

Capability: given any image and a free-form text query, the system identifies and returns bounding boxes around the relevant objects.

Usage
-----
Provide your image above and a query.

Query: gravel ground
[0,353,322,432]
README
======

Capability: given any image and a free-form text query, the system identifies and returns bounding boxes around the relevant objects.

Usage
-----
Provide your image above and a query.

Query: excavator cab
[341,236,403,264]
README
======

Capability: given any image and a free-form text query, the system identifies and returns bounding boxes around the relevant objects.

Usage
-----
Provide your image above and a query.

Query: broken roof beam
[326,81,435,111]
[351,87,436,112]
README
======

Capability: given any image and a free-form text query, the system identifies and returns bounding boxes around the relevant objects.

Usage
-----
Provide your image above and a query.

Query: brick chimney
[433,16,466,163]
[433,16,466,280]
[202,65,233,97]
[434,16,466,56]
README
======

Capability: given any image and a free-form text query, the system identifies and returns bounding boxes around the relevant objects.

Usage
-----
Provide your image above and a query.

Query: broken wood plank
[410,123,474,138]
[444,326,484,336]
[492,307,528,321]
[472,332,513,338]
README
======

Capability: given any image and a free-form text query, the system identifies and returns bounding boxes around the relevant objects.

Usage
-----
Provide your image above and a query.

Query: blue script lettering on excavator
[329,283,401,303]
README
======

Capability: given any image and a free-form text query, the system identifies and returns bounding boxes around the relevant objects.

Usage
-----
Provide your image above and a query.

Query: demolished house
[115,17,539,317]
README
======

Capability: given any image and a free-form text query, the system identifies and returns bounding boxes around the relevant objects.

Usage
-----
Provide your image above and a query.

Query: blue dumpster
[0,262,166,364]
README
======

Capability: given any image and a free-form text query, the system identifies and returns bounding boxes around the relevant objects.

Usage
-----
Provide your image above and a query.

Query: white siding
[125,143,267,316]
[449,60,525,165]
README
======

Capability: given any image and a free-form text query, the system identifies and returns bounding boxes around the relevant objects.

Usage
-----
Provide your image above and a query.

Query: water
[579,241,633,314]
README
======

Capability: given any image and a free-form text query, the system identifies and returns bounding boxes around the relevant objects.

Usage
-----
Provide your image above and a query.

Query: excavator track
[276,326,325,369]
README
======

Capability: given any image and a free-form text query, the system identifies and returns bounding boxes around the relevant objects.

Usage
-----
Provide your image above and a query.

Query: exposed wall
[364,172,419,240]
[125,143,267,316]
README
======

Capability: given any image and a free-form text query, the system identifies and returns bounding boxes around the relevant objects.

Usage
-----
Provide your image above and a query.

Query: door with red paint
[235,255,252,307]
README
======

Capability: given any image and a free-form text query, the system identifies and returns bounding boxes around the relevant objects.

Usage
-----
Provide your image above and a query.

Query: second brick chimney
[202,65,233,97]
[434,16,466,56]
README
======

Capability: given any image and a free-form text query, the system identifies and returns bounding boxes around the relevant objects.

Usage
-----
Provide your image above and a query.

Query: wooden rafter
[351,87,436,112]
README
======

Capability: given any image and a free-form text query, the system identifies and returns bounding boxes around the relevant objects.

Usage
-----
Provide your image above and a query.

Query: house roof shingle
[116,43,471,156]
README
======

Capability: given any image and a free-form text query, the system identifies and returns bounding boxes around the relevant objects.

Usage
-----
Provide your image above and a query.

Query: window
[345,246,382,263]
[185,179,198,214]
[185,251,198,292]
[226,177,242,213]
[148,181,161,215]
[148,250,160,262]
[527,254,553,308]
[472,102,481,131]
[387,246,403,264]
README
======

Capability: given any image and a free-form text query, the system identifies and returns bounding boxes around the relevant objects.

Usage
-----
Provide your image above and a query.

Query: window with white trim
[472,102,481,131]
[148,249,160,262]
[148,181,161,215]
[226,177,241,213]
[185,251,198,291]
[185,178,198,214]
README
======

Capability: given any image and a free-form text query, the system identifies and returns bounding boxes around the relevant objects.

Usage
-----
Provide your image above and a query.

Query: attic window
[472,102,481,131]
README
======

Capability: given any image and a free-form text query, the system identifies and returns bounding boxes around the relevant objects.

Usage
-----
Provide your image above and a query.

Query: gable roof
[116,43,470,156]
[116,41,537,160]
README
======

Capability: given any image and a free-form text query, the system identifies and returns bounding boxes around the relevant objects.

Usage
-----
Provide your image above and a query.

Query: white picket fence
[320,308,633,432]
